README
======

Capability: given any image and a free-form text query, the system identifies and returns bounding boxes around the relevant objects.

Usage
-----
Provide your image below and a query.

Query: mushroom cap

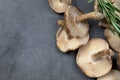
[97,70,120,80]
[48,0,72,13]
[104,29,120,52]
[65,6,89,38]
[113,0,120,16]
[76,38,114,78]
[117,53,120,70]
[56,27,89,52]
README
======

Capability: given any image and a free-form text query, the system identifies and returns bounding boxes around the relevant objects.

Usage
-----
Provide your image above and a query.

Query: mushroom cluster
[48,0,120,80]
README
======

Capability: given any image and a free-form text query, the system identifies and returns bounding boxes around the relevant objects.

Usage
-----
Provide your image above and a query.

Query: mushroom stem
[94,0,99,12]
[93,49,114,61]
[76,12,104,22]
[57,20,65,27]
[99,21,108,28]
[78,12,104,21]
[57,20,72,38]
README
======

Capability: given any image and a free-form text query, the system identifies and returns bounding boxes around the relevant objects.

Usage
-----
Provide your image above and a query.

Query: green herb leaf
[97,0,120,37]
[88,0,93,3]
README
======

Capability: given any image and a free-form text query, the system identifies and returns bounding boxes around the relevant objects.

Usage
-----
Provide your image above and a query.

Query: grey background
[0,0,107,80]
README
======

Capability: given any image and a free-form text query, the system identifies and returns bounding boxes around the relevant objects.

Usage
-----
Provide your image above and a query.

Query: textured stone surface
[0,0,105,80]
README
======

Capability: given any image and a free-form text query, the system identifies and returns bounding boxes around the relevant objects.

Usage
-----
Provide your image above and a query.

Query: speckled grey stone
[0,0,106,80]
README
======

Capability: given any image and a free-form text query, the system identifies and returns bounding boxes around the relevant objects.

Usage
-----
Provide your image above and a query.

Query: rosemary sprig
[98,0,120,36]
[88,0,93,3]
[88,0,120,37]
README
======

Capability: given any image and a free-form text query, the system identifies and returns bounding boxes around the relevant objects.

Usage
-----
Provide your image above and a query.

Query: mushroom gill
[56,27,89,52]
[76,38,114,78]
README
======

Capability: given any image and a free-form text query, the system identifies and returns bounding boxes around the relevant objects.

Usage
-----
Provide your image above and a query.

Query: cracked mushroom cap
[76,38,114,78]
[65,6,89,38]
[97,70,120,80]
[117,53,120,70]
[104,29,120,52]
[56,27,89,52]
[48,0,72,13]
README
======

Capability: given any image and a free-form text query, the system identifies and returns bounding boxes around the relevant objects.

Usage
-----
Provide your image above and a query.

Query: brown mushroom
[117,53,120,70]
[64,6,89,38]
[48,0,72,13]
[61,6,103,38]
[56,6,91,52]
[97,70,120,80]
[104,29,120,52]
[76,38,114,78]
[113,0,120,16]
[56,27,89,52]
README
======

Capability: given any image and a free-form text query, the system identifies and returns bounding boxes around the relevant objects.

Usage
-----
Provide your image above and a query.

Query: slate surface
[0,0,105,80]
